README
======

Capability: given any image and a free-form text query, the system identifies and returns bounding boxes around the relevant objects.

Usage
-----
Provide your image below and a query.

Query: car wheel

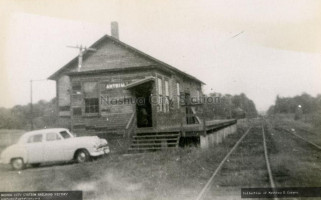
[30,163,41,168]
[11,158,25,170]
[76,150,91,163]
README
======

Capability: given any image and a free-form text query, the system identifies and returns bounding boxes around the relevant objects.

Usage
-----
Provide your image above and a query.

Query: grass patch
[267,118,321,187]
[0,127,247,200]
[213,126,269,189]
[268,115,321,146]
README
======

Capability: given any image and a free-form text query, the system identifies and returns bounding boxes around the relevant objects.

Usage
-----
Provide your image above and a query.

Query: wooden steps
[133,134,180,138]
[128,147,178,151]
[128,131,181,153]
[131,138,178,142]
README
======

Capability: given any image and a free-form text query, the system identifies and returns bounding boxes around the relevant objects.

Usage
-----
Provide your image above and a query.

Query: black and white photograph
[0,0,320,199]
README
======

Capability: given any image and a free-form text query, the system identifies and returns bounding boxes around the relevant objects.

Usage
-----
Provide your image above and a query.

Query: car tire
[11,158,25,170]
[30,163,41,168]
[75,149,91,163]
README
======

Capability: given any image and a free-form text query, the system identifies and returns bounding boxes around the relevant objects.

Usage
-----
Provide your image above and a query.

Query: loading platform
[128,119,237,152]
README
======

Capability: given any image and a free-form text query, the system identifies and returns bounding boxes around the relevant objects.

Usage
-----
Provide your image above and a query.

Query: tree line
[203,93,258,119]
[267,93,321,127]
[0,98,58,130]
[0,92,258,130]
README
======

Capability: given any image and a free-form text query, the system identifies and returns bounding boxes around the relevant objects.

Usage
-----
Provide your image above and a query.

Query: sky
[0,0,321,112]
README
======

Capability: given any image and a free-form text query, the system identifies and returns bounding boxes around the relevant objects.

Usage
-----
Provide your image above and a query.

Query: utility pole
[67,45,96,71]
[29,79,47,130]
[30,80,34,130]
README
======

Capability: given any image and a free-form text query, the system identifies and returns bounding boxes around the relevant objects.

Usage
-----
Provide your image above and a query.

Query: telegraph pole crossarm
[67,44,97,71]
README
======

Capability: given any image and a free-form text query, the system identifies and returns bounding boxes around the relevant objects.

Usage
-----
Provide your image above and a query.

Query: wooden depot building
[49,22,236,152]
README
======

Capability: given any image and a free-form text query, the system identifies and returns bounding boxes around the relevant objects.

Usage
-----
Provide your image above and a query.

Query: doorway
[184,92,196,124]
[132,82,153,128]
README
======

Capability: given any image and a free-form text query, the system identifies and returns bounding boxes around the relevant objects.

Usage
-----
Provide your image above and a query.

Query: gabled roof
[48,34,204,84]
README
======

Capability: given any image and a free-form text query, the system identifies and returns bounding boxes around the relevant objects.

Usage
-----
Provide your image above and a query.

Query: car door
[44,132,66,162]
[58,130,75,160]
[25,134,45,163]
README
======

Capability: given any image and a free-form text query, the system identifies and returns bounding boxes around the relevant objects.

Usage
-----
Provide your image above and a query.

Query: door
[25,133,45,163]
[184,93,196,124]
[134,82,153,128]
[44,132,66,162]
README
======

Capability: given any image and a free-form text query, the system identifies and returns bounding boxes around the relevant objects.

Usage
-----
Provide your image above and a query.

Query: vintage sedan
[0,128,110,170]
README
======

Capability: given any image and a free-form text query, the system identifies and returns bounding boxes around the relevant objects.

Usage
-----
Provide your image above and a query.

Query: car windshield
[69,131,77,137]
[59,131,72,139]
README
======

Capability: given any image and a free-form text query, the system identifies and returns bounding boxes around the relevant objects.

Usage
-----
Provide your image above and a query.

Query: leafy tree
[0,98,58,130]
[203,93,258,119]
[267,93,321,128]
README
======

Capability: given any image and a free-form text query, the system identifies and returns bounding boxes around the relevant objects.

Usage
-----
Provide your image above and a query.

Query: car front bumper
[90,146,110,157]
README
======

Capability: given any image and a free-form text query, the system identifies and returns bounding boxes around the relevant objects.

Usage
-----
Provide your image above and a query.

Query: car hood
[69,136,107,146]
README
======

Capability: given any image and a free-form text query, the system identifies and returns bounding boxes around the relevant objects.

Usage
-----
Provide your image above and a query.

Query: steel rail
[262,123,278,200]
[288,130,321,150]
[195,126,252,200]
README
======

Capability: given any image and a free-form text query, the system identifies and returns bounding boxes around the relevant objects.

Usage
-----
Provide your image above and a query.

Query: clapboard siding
[67,69,155,130]
[153,69,203,128]
[85,113,132,130]
[52,34,203,136]
[57,75,71,116]
[57,75,71,106]
[70,40,155,73]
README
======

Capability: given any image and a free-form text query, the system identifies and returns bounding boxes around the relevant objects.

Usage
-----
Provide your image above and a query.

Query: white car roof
[24,128,68,136]
[18,128,69,143]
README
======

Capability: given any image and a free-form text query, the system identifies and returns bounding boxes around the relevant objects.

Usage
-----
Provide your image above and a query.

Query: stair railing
[125,111,137,148]
[181,103,207,136]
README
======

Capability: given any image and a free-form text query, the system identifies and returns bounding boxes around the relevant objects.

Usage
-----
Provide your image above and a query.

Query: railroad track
[262,123,278,200]
[274,127,321,150]
[195,121,278,200]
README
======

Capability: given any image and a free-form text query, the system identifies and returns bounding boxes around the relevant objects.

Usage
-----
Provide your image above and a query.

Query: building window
[59,106,70,111]
[165,80,169,97]
[158,78,163,95]
[164,97,170,112]
[197,90,200,103]
[72,83,82,95]
[83,82,97,96]
[164,80,170,112]
[157,78,163,112]
[176,82,180,107]
[85,98,99,113]
[83,82,99,114]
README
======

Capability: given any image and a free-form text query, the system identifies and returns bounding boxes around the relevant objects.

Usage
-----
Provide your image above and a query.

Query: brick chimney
[111,21,119,39]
